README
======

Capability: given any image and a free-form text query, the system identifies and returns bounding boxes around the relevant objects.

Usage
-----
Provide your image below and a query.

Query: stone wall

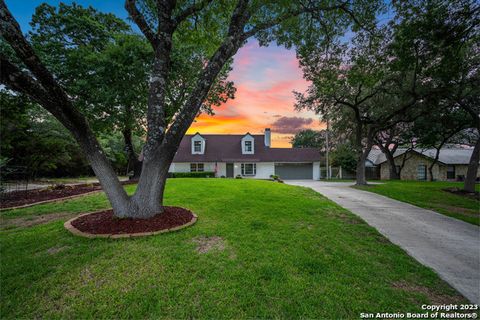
[453,164,479,180]
[379,152,479,181]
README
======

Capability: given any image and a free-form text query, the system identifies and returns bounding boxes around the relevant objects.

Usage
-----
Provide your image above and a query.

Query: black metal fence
[0,165,32,195]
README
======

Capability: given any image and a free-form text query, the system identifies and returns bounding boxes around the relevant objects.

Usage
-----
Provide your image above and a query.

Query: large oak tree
[1,0,378,218]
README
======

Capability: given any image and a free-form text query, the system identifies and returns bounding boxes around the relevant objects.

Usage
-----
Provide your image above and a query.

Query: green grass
[0,179,467,319]
[355,180,480,225]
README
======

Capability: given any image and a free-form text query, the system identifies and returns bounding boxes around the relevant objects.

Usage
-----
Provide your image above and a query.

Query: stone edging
[0,190,103,212]
[64,211,198,239]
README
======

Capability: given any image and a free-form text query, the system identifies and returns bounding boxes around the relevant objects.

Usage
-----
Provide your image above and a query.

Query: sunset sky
[187,40,324,147]
[8,0,324,147]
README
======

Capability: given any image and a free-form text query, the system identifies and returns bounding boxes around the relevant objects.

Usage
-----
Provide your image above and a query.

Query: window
[447,165,455,180]
[417,164,427,181]
[193,141,202,153]
[241,163,256,176]
[245,141,252,152]
[190,163,204,172]
[241,135,254,154]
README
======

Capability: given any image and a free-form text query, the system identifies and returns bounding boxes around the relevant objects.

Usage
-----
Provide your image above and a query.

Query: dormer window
[191,133,205,154]
[241,133,254,154]
[194,141,202,153]
[245,141,252,152]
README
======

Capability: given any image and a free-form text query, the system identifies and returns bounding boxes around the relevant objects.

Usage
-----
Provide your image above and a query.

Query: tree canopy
[294,0,479,185]
[291,129,326,149]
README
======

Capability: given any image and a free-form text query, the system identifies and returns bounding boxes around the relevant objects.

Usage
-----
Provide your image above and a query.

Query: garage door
[274,163,313,180]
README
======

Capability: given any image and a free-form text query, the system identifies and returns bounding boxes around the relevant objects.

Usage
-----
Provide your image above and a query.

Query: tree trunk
[122,128,142,179]
[464,138,480,192]
[389,165,400,179]
[125,147,175,219]
[356,146,373,185]
[378,143,400,180]
[81,142,131,215]
[355,127,374,186]
[428,166,434,181]
[428,146,443,182]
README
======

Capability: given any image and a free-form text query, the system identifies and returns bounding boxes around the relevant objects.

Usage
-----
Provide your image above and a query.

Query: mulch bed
[0,181,137,209]
[70,206,195,236]
[443,187,480,201]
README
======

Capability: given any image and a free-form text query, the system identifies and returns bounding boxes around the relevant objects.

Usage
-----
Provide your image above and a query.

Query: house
[369,147,478,181]
[169,129,323,180]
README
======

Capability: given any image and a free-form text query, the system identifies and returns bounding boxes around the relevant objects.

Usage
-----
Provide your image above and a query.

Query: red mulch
[71,206,194,235]
[0,180,138,209]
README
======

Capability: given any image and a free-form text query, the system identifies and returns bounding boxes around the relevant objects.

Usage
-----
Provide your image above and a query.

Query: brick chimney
[264,128,271,147]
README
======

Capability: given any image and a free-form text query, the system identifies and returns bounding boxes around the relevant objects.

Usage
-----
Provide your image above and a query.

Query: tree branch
[0,1,68,101]
[241,2,349,40]
[0,55,50,106]
[125,0,159,47]
[163,0,251,151]
[173,0,214,27]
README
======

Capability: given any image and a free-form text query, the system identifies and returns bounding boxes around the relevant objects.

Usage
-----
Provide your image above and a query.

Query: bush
[270,174,279,180]
[235,175,242,179]
[46,183,68,191]
[172,172,215,178]
[51,183,66,190]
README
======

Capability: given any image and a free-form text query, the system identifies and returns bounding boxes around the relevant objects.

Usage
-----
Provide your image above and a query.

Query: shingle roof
[366,148,382,164]
[373,148,474,165]
[173,134,322,162]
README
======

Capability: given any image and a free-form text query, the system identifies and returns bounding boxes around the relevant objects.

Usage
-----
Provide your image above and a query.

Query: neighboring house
[368,148,479,181]
[170,129,323,180]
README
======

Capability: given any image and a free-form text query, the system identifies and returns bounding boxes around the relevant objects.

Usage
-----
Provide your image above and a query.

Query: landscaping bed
[67,206,196,237]
[0,181,136,209]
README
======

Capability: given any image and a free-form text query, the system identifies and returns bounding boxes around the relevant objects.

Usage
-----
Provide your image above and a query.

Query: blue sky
[6,0,129,31]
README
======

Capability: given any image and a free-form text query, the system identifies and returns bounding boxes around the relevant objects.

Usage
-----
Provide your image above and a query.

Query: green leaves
[0,92,90,177]
[291,129,326,149]
[28,4,151,136]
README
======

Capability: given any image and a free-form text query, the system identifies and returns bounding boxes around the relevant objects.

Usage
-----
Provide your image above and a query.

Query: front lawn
[355,180,479,225]
[0,179,466,318]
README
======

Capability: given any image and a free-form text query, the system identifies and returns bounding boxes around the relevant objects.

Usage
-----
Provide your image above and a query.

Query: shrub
[172,172,215,178]
[235,175,242,179]
[50,183,66,190]
[269,174,279,180]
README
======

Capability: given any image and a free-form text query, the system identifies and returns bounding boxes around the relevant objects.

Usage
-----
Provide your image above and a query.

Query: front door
[226,163,234,178]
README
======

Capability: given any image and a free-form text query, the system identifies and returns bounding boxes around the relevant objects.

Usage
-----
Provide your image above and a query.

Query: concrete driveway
[285,180,480,303]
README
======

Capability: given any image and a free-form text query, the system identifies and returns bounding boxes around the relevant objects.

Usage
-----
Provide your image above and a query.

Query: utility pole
[325,119,330,179]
